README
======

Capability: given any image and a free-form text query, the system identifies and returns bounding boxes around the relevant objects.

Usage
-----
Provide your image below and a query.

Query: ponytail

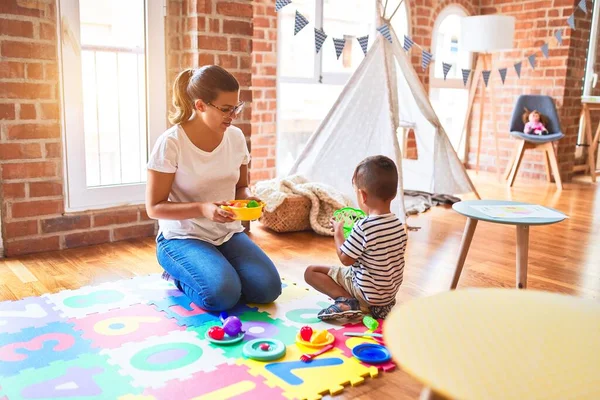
[169,68,195,125]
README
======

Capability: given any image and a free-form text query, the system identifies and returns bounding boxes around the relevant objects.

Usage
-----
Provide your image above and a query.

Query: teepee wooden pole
[382,0,389,19]
[388,0,405,22]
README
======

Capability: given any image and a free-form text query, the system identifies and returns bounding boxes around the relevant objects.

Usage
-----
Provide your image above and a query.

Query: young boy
[304,155,407,320]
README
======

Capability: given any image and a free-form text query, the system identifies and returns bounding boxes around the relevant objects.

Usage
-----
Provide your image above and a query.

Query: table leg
[516,225,529,289]
[420,387,449,400]
[450,217,478,290]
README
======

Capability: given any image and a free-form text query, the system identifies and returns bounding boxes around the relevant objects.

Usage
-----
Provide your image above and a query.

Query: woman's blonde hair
[169,65,240,125]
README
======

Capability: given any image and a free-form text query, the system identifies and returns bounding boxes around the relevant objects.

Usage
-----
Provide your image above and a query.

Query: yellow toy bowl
[295,331,335,348]
[220,200,264,221]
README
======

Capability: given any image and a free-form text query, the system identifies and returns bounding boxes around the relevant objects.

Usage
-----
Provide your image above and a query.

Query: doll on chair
[523,108,549,135]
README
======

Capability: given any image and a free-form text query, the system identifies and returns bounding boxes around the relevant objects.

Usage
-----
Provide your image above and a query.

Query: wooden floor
[1,172,599,399]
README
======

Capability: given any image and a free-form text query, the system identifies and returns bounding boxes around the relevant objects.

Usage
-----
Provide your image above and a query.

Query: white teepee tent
[287,18,479,221]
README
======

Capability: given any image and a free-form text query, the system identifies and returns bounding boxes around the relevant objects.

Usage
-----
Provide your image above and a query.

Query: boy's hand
[330,218,344,233]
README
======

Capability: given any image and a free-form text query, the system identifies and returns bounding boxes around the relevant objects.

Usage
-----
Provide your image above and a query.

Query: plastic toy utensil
[300,344,334,363]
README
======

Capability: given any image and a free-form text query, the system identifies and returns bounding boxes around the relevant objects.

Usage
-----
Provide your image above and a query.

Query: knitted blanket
[253,175,353,236]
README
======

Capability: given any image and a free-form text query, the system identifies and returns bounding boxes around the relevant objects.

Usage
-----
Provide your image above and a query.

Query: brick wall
[468,0,593,180]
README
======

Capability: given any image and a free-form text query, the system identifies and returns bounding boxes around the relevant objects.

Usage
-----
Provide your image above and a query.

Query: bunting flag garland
[555,29,563,46]
[377,24,392,43]
[528,54,537,70]
[357,35,369,56]
[567,14,576,30]
[421,50,433,71]
[294,10,309,35]
[578,0,587,14]
[403,35,414,52]
[275,0,292,12]
[541,43,549,58]
[461,69,471,86]
[499,68,507,84]
[442,62,452,80]
[333,37,346,59]
[314,28,327,54]
[514,61,522,78]
[482,70,491,87]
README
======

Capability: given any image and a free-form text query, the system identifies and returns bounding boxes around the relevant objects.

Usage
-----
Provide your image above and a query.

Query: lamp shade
[460,15,515,52]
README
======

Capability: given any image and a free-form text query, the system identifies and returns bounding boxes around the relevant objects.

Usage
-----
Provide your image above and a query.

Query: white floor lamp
[459,15,515,176]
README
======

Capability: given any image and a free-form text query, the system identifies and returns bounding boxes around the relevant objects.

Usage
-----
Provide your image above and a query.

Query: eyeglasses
[207,101,245,118]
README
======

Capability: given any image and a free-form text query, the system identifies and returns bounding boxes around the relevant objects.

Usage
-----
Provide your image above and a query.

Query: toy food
[311,329,329,344]
[300,326,313,342]
[207,326,225,340]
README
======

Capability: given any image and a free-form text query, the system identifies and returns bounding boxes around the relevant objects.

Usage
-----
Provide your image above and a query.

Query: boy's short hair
[352,155,398,201]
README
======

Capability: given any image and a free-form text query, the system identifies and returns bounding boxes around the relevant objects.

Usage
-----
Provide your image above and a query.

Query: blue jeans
[156,233,281,311]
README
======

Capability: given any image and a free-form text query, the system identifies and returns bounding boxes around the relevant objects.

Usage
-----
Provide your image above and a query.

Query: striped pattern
[442,62,452,80]
[482,70,491,87]
[403,35,414,52]
[275,0,291,12]
[555,29,563,46]
[514,61,522,78]
[314,28,327,54]
[541,43,549,58]
[421,50,433,71]
[294,10,309,35]
[377,24,392,44]
[567,14,575,31]
[461,68,471,86]
[499,68,508,85]
[333,38,345,59]
[340,214,407,306]
[528,53,537,70]
[357,35,369,56]
[578,0,587,14]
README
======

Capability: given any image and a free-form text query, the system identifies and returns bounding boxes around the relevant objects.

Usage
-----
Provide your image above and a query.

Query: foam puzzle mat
[0,274,395,400]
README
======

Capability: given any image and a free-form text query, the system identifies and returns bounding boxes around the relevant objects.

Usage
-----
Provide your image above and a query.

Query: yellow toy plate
[220,200,264,221]
[295,331,335,348]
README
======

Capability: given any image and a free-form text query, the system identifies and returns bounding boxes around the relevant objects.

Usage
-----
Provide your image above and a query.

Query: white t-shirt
[147,124,250,245]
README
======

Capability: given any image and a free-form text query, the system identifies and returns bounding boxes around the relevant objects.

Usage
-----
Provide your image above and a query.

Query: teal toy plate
[205,331,245,345]
[242,338,286,361]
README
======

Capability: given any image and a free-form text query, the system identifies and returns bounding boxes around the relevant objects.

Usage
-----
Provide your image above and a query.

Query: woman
[145,65,281,311]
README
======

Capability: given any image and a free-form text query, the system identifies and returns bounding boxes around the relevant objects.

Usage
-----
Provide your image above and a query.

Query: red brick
[0,0,44,17]
[223,20,253,36]
[45,142,62,158]
[0,104,16,120]
[0,18,34,38]
[218,54,238,69]
[195,0,212,13]
[2,183,25,199]
[217,2,252,18]
[2,161,56,180]
[19,104,37,120]
[209,18,220,32]
[45,63,58,80]
[113,223,156,241]
[93,210,138,227]
[254,17,270,28]
[239,89,253,102]
[40,22,56,41]
[0,143,42,160]
[198,53,215,65]
[64,230,110,249]
[40,103,59,120]
[11,199,63,218]
[230,38,251,52]
[198,35,227,50]
[233,72,251,86]
[7,124,60,140]
[0,82,53,99]
[29,181,63,197]
[4,220,38,238]
[42,215,90,233]
[1,41,56,60]
[253,41,273,52]
[0,61,25,79]
[27,63,44,80]
[4,236,60,257]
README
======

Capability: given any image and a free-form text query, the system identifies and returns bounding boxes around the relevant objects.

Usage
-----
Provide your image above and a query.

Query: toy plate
[205,331,245,345]
[242,338,286,361]
[351,343,391,364]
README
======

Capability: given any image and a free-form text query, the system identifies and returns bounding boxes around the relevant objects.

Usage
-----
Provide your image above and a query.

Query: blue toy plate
[351,343,391,364]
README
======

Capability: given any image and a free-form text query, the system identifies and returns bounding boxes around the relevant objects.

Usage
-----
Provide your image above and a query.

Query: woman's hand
[200,202,236,223]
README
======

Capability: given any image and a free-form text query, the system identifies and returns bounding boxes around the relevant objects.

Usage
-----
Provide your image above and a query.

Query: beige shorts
[327,266,370,312]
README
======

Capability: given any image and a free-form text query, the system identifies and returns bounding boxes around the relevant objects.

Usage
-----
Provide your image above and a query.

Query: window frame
[57,0,167,212]
[582,0,600,101]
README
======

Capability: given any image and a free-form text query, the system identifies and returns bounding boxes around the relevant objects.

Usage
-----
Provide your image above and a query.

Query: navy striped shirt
[340,214,406,306]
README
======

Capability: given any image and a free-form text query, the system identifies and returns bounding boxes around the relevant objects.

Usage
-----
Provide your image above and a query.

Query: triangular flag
[528,54,537,70]
[482,70,491,87]
[442,62,452,80]
[357,35,369,56]
[567,14,575,30]
[461,69,471,86]
[555,29,563,46]
[333,37,345,60]
[294,10,309,35]
[314,28,327,54]
[578,0,587,14]
[377,24,392,43]
[541,43,549,58]
[514,61,522,78]
[499,68,507,84]
[421,50,433,71]
[403,35,414,52]
[275,0,292,12]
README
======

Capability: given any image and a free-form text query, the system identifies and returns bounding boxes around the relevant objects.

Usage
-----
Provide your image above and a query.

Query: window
[59,0,166,210]
[429,6,472,162]
[277,0,409,175]
[582,0,600,100]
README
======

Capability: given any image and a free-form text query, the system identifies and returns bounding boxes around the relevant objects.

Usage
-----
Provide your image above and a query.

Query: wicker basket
[260,194,312,233]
